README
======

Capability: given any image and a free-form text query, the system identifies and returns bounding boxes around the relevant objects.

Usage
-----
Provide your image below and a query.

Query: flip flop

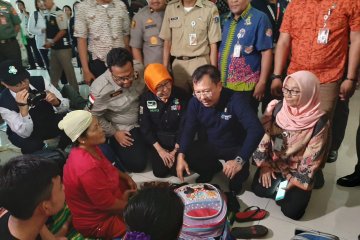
[235,206,268,222]
[231,225,268,239]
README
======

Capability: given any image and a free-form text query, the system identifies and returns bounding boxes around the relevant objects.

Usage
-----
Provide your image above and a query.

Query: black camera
[27,92,47,106]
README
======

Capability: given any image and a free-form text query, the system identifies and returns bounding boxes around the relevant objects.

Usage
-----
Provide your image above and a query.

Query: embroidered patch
[146,18,154,24]
[147,100,157,109]
[110,89,123,98]
[244,45,254,54]
[214,16,219,23]
[131,20,136,28]
[170,17,179,21]
[150,36,158,45]
[145,24,157,29]
[8,66,17,75]
[245,16,252,26]
[266,28,273,37]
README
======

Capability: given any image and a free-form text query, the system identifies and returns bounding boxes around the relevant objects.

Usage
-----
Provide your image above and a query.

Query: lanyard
[323,2,336,28]
[267,1,280,22]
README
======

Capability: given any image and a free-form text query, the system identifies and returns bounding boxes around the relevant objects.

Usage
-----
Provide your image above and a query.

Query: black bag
[30,148,68,172]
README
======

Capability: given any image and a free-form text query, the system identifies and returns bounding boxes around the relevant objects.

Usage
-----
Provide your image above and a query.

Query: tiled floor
[0,68,359,240]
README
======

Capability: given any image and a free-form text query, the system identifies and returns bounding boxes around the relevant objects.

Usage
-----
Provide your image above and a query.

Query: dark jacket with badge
[139,87,190,148]
[179,88,264,162]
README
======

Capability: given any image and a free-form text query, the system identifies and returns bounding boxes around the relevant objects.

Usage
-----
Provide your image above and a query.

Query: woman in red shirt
[59,110,137,239]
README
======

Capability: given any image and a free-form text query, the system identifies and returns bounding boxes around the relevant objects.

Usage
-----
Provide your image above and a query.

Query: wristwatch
[235,156,245,167]
[270,74,282,81]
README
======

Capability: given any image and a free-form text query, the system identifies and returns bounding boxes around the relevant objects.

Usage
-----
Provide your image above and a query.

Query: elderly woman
[251,71,329,220]
[59,110,137,239]
[139,64,190,178]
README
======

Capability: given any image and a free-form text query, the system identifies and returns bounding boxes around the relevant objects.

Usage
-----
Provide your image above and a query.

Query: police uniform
[0,0,21,64]
[139,87,190,177]
[45,5,78,91]
[159,0,221,92]
[130,6,164,66]
[90,61,147,172]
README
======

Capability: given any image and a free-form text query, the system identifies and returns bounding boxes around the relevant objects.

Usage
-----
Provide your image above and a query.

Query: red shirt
[63,146,127,238]
[280,0,360,84]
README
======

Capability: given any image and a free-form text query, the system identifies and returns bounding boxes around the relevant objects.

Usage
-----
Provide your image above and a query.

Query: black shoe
[327,150,338,163]
[314,170,325,189]
[224,191,240,212]
[337,172,360,187]
[195,174,213,183]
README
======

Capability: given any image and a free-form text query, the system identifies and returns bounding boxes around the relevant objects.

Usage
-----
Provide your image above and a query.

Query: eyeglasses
[156,81,172,92]
[112,73,134,83]
[193,90,213,99]
[282,87,301,96]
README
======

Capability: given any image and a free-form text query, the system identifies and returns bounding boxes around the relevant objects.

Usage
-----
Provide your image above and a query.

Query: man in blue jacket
[176,65,264,193]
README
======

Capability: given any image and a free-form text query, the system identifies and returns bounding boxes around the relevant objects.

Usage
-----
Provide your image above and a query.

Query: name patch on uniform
[147,100,157,109]
[110,89,123,98]
[145,24,157,29]
[221,114,232,120]
[170,17,179,21]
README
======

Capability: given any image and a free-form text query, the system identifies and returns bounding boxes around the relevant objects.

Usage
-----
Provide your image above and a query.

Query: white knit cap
[58,110,93,142]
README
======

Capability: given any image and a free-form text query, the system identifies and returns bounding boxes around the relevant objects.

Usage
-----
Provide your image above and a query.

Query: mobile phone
[275,180,288,201]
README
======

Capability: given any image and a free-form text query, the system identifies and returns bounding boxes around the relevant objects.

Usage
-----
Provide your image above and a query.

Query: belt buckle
[182,56,189,60]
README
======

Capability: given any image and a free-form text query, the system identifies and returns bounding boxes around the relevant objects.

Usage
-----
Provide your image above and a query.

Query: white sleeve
[45,82,70,113]
[27,12,43,36]
[0,107,34,138]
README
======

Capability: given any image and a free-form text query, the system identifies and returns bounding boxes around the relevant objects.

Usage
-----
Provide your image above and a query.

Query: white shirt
[0,82,70,138]
[28,10,47,49]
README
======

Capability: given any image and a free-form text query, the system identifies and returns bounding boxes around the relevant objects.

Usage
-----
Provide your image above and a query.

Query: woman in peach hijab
[139,64,190,178]
[251,71,329,220]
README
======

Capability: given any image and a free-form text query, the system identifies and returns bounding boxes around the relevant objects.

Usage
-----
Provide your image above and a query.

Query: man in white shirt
[0,60,70,153]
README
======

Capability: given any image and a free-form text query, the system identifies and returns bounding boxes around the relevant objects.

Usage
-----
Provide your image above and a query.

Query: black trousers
[109,127,147,173]
[25,37,44,68]
[330,98,349,151]
[251,169,312,220]
[0,39,21,65]
[89,59,107,79]
[185,141,250,193]
[39,48,50,70]
[148,147,177,178]
[7,113,71,154]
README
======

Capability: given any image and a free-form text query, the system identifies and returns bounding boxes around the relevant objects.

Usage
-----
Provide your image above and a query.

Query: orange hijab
[144,63,172,94]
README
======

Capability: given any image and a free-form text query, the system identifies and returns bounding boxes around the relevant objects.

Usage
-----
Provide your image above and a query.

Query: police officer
[90,48,147,173]
[130,0,166,66]
[0,60,71,154]
[43,0,79,92]
[0,0,21,64]
[139,64,190,178]
[159,0,221,93]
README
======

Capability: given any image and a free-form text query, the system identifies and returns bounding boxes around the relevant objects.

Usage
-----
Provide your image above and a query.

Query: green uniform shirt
[0,0,21,40]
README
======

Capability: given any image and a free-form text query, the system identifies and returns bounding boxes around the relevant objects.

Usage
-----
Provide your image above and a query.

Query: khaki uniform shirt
[90,61,145,136]
[0,0,21,40]
[159,0,221,57]
[74,0,130,61]
[130,6,164,66]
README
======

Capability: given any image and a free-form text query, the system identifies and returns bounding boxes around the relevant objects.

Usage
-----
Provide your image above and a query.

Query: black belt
[0,37,16,44]
[175,56,200,60]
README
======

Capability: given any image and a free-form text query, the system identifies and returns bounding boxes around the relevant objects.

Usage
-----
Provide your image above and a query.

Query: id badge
[0,16,7,25]
[317,28,329,44]
[233,44,241,58]
[189,33,197,46]
[274,137,283,151]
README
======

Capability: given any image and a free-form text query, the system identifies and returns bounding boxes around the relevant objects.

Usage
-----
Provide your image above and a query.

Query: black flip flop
[231,225,268,239]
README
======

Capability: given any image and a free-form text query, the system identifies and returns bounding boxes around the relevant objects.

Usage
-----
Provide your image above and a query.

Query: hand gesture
[45,91,60,106]
[258,166,276,188]
[253,81,266,101]
[271,78,283,97]
[223,160,242,179]
[176,154,190,182]
[114,131,134,147]
[15,89,29,106]
[157,147,175,168]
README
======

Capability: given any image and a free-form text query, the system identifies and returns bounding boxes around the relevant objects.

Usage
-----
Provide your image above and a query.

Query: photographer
[0,60,71,154]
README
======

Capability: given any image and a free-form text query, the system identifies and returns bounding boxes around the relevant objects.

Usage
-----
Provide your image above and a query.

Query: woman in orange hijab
[139,64,190,178]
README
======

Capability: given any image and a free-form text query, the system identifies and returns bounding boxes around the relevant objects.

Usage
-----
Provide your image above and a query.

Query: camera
[27,92,46,106]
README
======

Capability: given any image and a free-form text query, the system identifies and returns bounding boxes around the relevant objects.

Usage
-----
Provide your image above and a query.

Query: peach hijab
[272,71,325,131]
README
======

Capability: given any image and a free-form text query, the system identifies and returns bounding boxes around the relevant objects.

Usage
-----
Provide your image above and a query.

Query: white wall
[6,0,78,14]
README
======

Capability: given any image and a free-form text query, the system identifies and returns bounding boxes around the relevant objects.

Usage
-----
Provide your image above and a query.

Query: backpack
[272,100,328,138]
[174,183,233,240]
[291,228,340,240]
